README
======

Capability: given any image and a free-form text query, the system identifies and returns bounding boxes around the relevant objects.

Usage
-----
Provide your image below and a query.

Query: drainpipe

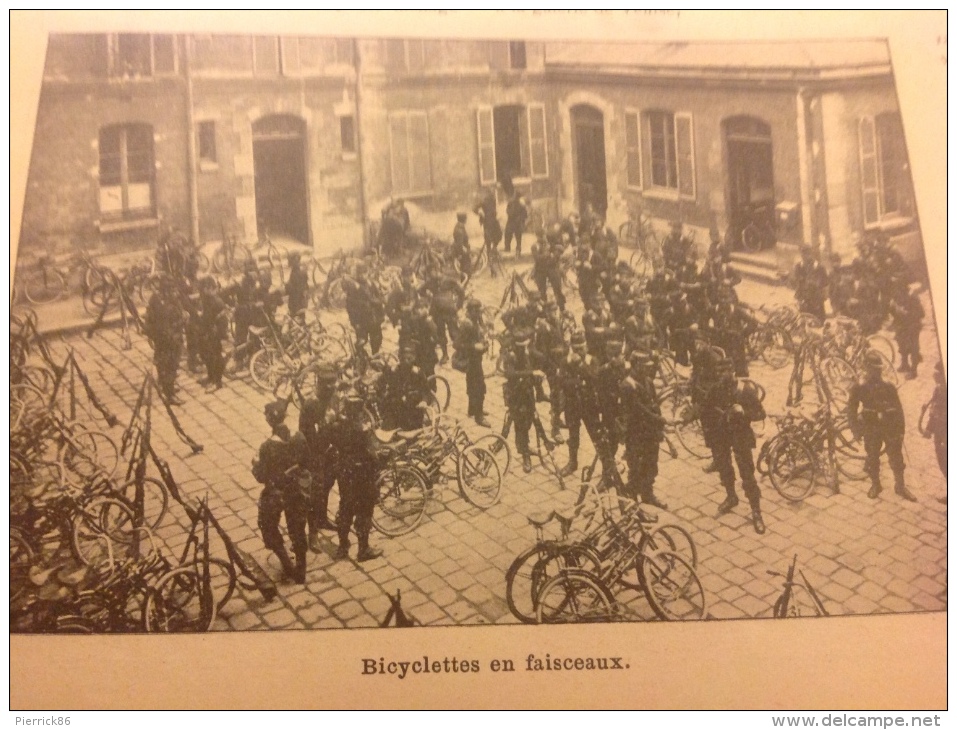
[795,86,814,250]
[183,35,200,247]
[353,37,368,252]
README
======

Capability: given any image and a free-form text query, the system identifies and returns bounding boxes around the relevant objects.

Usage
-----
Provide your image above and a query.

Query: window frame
[643,109,696,200]
[388,110,433,197]
[197,120,218,169]
[509,41,527,70]
[109,33,178,78]
[476,103,549,186]
[859,112,910,229]
[339,114,357,157]
[98,123,156,221]
[252,35,280,76]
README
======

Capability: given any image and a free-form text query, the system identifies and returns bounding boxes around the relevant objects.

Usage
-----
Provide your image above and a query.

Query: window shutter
[859,116,880,225]
[476,107,497,185]
[153,35,176,75]
[409,111,432,193]
[389,113,411,194]
[625,110,641,188]
[407,40,425,72]
[527,104,548,178]
[253,36,279,75]
[675,112,695,198]
[488,41,509,70]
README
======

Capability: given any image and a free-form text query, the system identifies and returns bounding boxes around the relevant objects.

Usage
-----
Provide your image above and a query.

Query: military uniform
[285,259,309,318]
[620,357,667,509]
[253,403,310,583]
[343,269,385,355]
[504,195,528,255]
[704,368,767,533]
[377,360,430,431]
[502,340,540,473]
[451,216,472,278]
[792,252,829,322]
[456,302,489,426]
[559,336,608,477]
[144,285,186,404]
[332,402,385,562]
[298,370,339,546]
[198,285,227,389]
[889,290,924,378]
[847,357,914,501]
[428,272,463,363]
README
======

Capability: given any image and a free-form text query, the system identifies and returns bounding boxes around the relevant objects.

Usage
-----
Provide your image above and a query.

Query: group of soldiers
[794,233,925,379]
[137,198,940,587]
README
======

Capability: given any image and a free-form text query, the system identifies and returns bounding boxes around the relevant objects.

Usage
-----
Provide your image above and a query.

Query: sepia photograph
[9,9,947,711]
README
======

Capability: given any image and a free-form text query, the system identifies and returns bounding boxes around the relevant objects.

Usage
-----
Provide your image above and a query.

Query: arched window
[98,123,155,219]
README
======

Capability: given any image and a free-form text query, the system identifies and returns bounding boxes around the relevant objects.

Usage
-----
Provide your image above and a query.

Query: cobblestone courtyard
[24,260,947,631]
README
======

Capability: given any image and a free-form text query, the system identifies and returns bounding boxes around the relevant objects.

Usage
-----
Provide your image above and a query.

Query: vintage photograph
[9,9,946,710]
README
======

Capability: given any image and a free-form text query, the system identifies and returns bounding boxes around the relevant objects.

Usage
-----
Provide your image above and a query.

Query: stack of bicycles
[505,466,706,624]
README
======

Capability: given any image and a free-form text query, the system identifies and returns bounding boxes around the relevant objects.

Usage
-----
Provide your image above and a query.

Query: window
[645,110,695,198]
[388,111,432,195]
[624,110,641,188]
[253,36,279,75]
[385,39,425,72]
[859,112,912,226]
[99,124,155,219]
[340,115,356,154]
[476,104,548,186]
[110,34,176,77]
[509,41,527,70]
[198,121,217,165]
[280,37,300,75]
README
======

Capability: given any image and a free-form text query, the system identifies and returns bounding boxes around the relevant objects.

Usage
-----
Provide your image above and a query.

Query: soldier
[502,331,544,474]
[662,219,693,272]
[847,351,916,501]
[704,361,768,534]
[596,335,628,462]
[144,277,186,405]
[450,212,472,279]
[407,299,440,385]
[576,240,602,309]
[888,285,925,379]
[532,300,567,443]
[252,400,309,583]
[504,191,528,255]
[377,346,431,431]
[229,270,259,368]
[791,244,829,322]
[285,251,309,319]
[624,297,658,355]
[712,298,758,378]
[690,326,724,473]
[582,294,611,358]
[332,395,384,562]
[559,332,607,478]
[298,364,340,551]
[474,186,502,254]
[620,352,668,510]
[456,299,490,427]
[343,261,385,355]
[197,277,227,392]
[428,267,464,365]
[919,362,947,503]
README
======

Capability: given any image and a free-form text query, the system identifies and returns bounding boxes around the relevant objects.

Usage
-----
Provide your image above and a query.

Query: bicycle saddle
[248,326,268,336]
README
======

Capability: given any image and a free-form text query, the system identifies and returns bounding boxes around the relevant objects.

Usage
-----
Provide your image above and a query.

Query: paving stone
[331,600,364,621]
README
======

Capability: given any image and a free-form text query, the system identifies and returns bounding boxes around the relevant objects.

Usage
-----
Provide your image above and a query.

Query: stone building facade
[19,34,921,275]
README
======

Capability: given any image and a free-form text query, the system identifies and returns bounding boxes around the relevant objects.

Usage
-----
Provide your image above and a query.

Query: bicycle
[620,206,662,274]
[726,201,776,253]
[18,253,70,305]
[500,371,566,488]
[768,554,829,618]
[211,220,254,278]
[371,413,504,537]
[504,453,697,624]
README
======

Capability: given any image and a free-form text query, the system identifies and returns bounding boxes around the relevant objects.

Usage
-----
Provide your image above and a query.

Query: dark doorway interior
[571,105,607,218]
[252,115,309,245]
[493,105,525,195]
[725,116,775,249]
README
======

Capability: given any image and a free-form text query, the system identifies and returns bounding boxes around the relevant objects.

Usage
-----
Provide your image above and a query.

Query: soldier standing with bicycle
[705,359,767,534]
[791,244,829,322]
[253,400,309,583]
[847,351,917,502]
[299,365,340,551]
[455,299,491,428]
[502,331,544,474]
[144,277,186,406]
[620,352,668,510]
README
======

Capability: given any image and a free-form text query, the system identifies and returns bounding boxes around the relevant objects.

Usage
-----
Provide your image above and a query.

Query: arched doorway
[570,104,607,219]
[252,115,309,245]
[724,116,774,250]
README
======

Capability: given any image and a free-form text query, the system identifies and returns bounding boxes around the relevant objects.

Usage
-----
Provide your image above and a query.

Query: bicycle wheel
[751,326,793,370]
[117,477,171,532]
[70,497,137,567]
[473,433,512,476]
[502,543,603,624]
[820,356,857,405]
[640,550,707,621]
[535,568,616,624]
[629,250,654,280]
[865,334,896,366]
[644,524,698,570]
[64,429,119,481]
[456,445,502,508]
[618,220,637,247]
[768,437,817,503]
[372,465,429,537]
[143,566,216,633]
[832,419,873,481]
[22,267,66,305]
[872,349,900,388]
[670,397,710,460]
[742,223,763,253]
[427,374,452,412]
[249,348,288,392]
[187,557,237,615]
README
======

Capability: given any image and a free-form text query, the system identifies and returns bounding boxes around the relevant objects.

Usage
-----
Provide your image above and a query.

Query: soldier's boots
[474,415,492,428]
[334,541,350,561]
[867,479,883,499]
[751,511,766,535]
[275,547,297,580]
[559,452,579,479]
[293,553,307,585]
[716,494,739,516]
[309,533,323,554]
[550,415,565,444]
[702,460,718,474]
[357,540,383,563]
[522,454,533,474]
[894,473,917,502]
[640,493,669,511]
